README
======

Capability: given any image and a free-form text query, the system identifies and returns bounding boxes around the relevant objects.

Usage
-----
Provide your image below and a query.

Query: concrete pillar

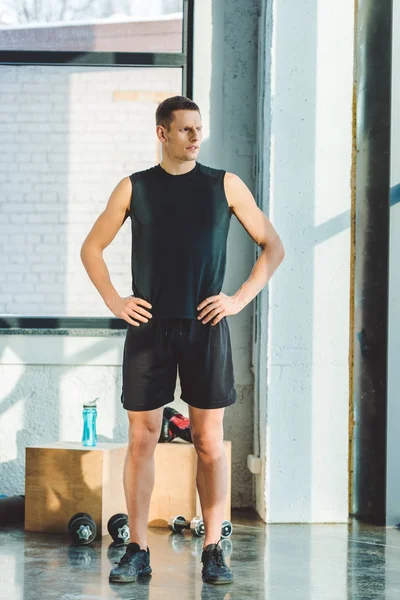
[255,0,354,522]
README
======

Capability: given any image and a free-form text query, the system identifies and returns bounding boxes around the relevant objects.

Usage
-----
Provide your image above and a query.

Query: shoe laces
[202,537,226,567]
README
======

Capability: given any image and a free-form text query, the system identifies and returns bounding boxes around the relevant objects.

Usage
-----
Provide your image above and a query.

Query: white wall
[386,0,400,527]
[0,65,180,316]
[255,0,354,522]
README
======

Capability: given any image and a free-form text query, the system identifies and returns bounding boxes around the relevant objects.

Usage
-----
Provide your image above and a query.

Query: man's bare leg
[123,406,164,550]
[189,405,227,548]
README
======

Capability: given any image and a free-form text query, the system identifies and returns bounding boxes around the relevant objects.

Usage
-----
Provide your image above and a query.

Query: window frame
[0,0,194,332]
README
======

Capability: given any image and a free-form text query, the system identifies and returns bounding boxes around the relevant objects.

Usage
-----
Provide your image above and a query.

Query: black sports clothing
[201,539,234,584]
[128,161,232,319]
[120,317,236,412]
[109,542,152,583]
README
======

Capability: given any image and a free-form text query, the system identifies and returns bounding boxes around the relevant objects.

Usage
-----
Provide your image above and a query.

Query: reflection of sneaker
[109,542,152,583]
[201,539,233,585]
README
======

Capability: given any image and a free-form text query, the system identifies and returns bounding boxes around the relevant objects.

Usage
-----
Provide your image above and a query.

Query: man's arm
[226,171,285,310]
[80,176,132,308]
[197,172,285,325]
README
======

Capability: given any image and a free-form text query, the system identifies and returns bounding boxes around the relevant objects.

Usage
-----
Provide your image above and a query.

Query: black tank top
[128,161,232,318]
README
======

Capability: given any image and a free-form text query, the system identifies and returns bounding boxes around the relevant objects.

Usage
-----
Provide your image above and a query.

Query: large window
[0,0,183,52]
[0,0,193,330]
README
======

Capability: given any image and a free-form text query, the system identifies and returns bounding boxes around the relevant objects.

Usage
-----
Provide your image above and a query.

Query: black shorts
[120,317,237,412]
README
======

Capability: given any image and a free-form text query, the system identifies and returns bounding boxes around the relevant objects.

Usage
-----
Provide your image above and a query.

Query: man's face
[158,109,203,161]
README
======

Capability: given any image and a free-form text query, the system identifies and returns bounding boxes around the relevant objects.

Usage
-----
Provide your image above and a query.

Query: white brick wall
[0,65,181,316]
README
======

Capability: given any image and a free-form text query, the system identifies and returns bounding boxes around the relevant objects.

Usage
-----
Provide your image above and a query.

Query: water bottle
[82,397,98,447]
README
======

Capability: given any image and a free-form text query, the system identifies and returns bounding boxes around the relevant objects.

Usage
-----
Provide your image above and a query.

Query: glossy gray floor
[1,511,400,600]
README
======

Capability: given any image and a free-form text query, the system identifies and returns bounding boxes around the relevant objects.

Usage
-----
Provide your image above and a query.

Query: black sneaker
[201,539,233,585]
[109,542,152,583]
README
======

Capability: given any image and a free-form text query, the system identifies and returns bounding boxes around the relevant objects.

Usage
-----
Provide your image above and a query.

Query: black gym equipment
[0,495,25,525]
[169,515,205,536]
[158,413,177,443]
[163,407,192,443]
[68,512,97,545]
[107,513,130,544]
[168,515,233,538]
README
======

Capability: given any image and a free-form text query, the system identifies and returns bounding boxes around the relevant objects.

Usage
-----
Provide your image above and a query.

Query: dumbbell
[169,515,205,536]
[107,513,130,545]
[68,512,97,545]
[168,515,233,538]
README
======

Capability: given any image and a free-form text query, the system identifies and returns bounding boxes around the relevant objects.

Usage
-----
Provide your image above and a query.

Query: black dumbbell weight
[168,515,205,536]
[107,513,130,545]
[168,515,233,538]
[68,512,97,545]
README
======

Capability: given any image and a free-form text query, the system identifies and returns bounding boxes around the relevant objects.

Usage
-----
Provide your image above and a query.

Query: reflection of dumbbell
[169,534,233,558]
[107,541,128,565]
[107,513,130,545]
[195,536,233,557]
[68,512,97,545]
[168,515,233,538]
[68,545,96,567]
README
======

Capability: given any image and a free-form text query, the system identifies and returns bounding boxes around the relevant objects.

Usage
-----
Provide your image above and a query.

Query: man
[80,95,285,585]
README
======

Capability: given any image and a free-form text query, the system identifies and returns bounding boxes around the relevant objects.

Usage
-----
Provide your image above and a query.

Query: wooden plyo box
[25,440,231,535]
[25,442,127,536]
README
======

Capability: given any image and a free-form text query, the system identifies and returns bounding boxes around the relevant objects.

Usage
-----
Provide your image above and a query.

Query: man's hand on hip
[108,295,153,326]
[197,292,244,326]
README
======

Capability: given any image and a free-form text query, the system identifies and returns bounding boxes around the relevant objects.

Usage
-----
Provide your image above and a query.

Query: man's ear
[156,126,165,142]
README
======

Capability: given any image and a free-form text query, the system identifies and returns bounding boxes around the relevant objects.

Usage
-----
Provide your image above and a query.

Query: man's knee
[127,413,161,456]
[128,427,159,456]
[192,432,224,463]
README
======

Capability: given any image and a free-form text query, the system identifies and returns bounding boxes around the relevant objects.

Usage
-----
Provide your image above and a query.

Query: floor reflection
[1,515,400,599]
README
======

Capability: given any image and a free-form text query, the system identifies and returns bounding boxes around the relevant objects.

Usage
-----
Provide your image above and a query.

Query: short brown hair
[156,95,200,130]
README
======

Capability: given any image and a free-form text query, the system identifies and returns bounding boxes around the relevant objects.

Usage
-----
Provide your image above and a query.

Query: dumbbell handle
[168,516,191,532]
[169,515,232,538]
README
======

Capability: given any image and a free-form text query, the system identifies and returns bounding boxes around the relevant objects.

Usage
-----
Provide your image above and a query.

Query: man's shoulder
[129,165,159,183]
[197,162,227,178]
[129,162,231,181]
